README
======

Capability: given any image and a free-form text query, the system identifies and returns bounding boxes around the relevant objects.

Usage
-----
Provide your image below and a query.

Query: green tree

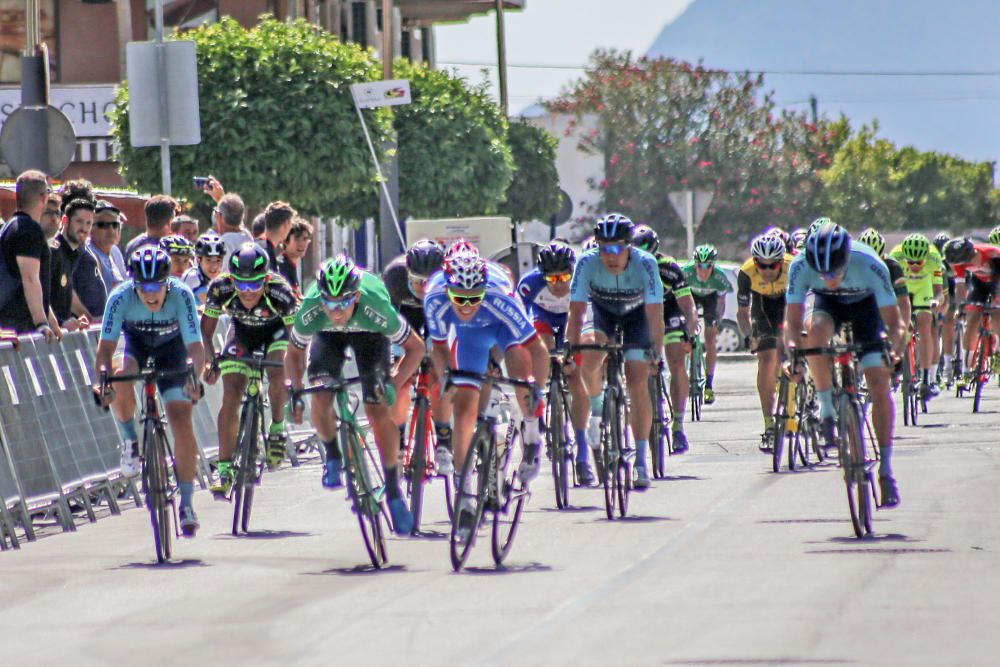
[108,16,391,218]
[499,120,561,223]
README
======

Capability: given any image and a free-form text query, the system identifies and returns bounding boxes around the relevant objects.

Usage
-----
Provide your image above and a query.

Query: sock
[589,393,604,417]
[179,482,194,508]
[929,363,938,381]
[268,419,285,435]
[764,414,775,430]
[384,465,401,500]
[575,429,589,462]
[942,354,952,369]
[434,421,452,450]
[323,437,341,461]
[879,446,893,478]
[817,388,835,419]
[459,470,475,494]
[635,438,648,465]
[524,417,540,444]
[116,417,138,443]
[706,373,714,389]
[672,410,684,433]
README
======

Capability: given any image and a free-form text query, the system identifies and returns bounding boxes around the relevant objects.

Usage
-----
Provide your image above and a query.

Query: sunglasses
[819,269,845,280]
[696,261,714,269]
[137,281,166,294]
[447,289,486,307]
[234,278,265,293]
[407,273,429,286]
[754,260,780,270]
[94,221,121,230]
[906,260,925,267]
[544,273,572,284]
[599,243,626,256]
[321,293,358,311]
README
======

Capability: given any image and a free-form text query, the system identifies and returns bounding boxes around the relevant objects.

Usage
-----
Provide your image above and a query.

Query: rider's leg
[704,325,718,387]
[217,371,248,462]
[665,339,688,432]
[916,309,934,385]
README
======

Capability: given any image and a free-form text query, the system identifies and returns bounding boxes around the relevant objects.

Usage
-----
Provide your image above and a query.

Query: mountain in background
[648,0,1000,164]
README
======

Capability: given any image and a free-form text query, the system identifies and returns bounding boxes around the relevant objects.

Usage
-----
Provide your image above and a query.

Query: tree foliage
[547,50,848,244]
[109,16,391,218]
[499,120,561,223]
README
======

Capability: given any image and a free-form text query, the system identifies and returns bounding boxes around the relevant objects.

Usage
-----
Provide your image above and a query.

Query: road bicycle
[544,350,576,509]
[648,359,672,479]
[447,369,534,571]
[900,328,920,426]
[687,330,706,422]
[291,377,389,569]
[963,302,996,413]
[770,371,805,472]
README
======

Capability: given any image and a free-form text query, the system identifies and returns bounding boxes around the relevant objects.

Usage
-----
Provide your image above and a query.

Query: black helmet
[944,237,976,265]
[195,233,225,257]
[933,232,951,253]
[804,220,851,275]
[129,246,171,283]
[229,242,270,281]
[405,239,445,277]
[594,213,633,242]
[630,224,659,254]
[536,241,576,274]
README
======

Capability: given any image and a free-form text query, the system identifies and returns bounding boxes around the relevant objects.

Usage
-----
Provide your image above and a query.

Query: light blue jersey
[569,247,663,316]
[101,278,202,348]
[786,244,896,308]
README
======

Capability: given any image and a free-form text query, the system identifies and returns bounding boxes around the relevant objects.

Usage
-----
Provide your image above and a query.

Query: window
[0,0,57,84]
[146,0,219,37]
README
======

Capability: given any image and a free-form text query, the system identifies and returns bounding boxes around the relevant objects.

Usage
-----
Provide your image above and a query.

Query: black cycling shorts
[692,293,720,327]
[751,295,785,352]
[967,275,996,307]
[307,331,391,404]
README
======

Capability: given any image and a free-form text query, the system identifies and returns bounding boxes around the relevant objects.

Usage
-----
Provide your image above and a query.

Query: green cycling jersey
[681,262,734,298]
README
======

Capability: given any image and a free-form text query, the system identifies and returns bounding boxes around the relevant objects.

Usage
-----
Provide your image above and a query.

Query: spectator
[258,200,295,271]
[50,198,106,330]
[88,200,128,290]
[251,212,266,239]
[184,232,225,305]
[161,234,195,278]
[59,178,95,211]
[124,194,178,259]
[170,214,200,243]
[276,217,313,296]
[40,193,62,240]
[202,176,252,258]
[0,170,61,340]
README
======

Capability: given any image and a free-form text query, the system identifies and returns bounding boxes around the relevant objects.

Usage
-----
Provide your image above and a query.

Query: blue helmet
[594,213,633,242]
[128,246,171,283]
[805,220,851,275]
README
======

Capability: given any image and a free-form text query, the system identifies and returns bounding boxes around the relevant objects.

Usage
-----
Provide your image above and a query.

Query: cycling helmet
[944,237,976,265]
[764,226,791,253]
[594,213,633,242]
[445,252,487,290]
[750,234,785,262]
[445,238,479,261]
[989,226,1000,247]
[317,254,361,297]
[807,217,830,236]
[129,246,171,283]
[406,239,445,277]
[790,228,808,250]
[537,240,576,274]
[900,233,930,262]
[161,234,194,257]
[630,224,659,254]
[933,232,951,253]
[195,233,225,257]
[229,243,270,281]
[804,220,851,275]
[857,227,886,257]
[693,244,718,264]
[581,236,598,252]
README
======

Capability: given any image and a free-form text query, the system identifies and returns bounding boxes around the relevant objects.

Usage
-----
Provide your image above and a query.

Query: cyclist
[200,244,298,494]
[382,239,455,473]
[517,240,596,484]
[184,232,226,306]
[681,244,733,404]
[785,221,905,506]
[932,232,959,386]
[857,228,912,326]
[736,232,791,451]
[566,214,665,489]
[789,228,808,255]
[888,234,945,400]
[161,234,194,279]
[286,254,424,536]
[95,246,206,536]
[424,250,549,540]
[942,237,1000,387]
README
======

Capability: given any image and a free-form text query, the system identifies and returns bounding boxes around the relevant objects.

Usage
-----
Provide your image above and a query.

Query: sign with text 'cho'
[0,85,116,137]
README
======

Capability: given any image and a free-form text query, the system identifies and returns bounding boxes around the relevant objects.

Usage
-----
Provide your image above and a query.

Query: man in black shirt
[124,194,178,259]
[257,201,294,272]
[276,217,312,296]
[49,198,106,330]
[0,170,61,339]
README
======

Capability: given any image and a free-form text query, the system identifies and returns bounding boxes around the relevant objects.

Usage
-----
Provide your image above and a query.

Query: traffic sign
[126,40,201,147]
[0,105,76,176]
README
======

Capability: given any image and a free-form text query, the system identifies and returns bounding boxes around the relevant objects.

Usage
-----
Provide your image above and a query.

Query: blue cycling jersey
[786,244,897,308]
[424,267,533,344]
[569,247,663,315]
[517,267,568,325]
[425,259,514,296]
[101,278,202,348]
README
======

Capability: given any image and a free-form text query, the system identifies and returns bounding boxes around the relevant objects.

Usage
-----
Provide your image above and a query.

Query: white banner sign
[405,217,512,261]
[0,85,116,138]
[350,79,411,109]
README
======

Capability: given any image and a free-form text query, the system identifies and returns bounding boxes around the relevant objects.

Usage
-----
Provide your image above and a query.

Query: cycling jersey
[291,270,410,349]
[736,254,792,306]
[517,267,569,339]
[101,278,201,348]
[655,255,692,336]
[887,244,945,286]
[949,243,1000,283]
[681,262,733,298]
[203,273,298,328]
[182,265,213,304]
[786,244,897,308]
[382,256,429,334]
[569,247,663,316]
[883,256,909,298]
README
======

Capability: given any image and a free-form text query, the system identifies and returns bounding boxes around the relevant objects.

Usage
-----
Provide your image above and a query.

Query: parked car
[714,261,746,353]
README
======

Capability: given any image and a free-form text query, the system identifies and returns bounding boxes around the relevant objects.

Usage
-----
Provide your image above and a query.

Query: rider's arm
[783,302,805,352]
[94,338,117,379]
[736,269,752,338]
[880,305,905,352]
[677,294,698,337]
[200,314,218,359]
[716,293,727,320]
[645,302,665,357]
[187,341,206,379]
[527,335,551,389]
[393,329,424,388]
[566,301,585,347]
[285,342,307,390]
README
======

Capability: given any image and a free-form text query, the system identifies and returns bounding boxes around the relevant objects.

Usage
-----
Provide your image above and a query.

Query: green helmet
[693,244,718,264]
[989,226,1000,246]
[808,217,831,236]
[857,227,885,257]
[317,254,361,298]
[900,233,930,262]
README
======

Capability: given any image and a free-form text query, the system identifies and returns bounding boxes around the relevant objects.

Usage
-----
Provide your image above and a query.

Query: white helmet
[445,252,487,290]
[750,233,786,261]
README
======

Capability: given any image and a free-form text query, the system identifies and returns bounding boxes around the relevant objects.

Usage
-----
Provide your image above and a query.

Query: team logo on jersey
[362,305,387,328]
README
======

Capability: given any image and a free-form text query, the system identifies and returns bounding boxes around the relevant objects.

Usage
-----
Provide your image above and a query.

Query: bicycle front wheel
[407,398,430,534]
[648,372,667,479]
[492,424,527,564]
[838,396,870,538]
[344,427,388,568]
[973,334,991,414]
[232,400,261,535]
[599,390,618,520]
[615,394,631,518]
[144,421,172,564]
[450,425,490,571]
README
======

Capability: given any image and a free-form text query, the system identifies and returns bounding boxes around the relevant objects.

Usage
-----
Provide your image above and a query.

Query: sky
[433,0,695,114]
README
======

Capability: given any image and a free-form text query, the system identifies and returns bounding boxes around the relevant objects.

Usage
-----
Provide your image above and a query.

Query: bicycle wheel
[492,423,527,564]
[344,427,388,569]
[974,334,990,414]
[450,424,490,571]
[232,400,260,535]
[771,376,789,473]
[143,422,172,564]
[408,397,429,533]
[838,395,870,538]
[615,393,631,518]
[600,389,618,520]
[689,348,703,422]
[792,382,810,468]
[547,383,569,509]
[648,372,667,479]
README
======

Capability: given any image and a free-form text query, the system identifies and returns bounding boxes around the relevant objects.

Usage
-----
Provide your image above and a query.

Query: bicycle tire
[600,388,618,520]
[792,382,810,467]
[241,406,264,535]
[144,421,172,564]
[232,400,259,535]
[492,424,526,564]
[689,343,703,422]
[344,426,388,568]
[648,372,667,479]
[838,396,869,538]
[973,334,990,414]
[547,382,569,509]
[408,397,429,533]
[771,376,789,473]
[615,393,631,518]
[450,424,490,571]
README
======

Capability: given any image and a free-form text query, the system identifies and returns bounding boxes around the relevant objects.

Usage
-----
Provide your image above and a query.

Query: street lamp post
[495,0,508,116]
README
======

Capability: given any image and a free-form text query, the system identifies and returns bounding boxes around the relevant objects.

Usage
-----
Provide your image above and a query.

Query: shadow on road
[216,530,314,540]
[666,658,852,665]
[304,563,411,576]
[113,558,212,570]
[534,505,602,514]
[411,529,449,540]
[618,514,674,523]
[461,561,552,575]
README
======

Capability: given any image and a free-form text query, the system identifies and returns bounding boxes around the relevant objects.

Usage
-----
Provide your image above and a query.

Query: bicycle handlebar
[444,369,538,391]
[212,353,286,371]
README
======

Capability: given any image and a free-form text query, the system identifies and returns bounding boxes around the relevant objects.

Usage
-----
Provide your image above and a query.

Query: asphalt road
[3,360,999,666]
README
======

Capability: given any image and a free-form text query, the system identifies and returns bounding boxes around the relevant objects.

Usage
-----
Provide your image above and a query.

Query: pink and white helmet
[445,252,487,290]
